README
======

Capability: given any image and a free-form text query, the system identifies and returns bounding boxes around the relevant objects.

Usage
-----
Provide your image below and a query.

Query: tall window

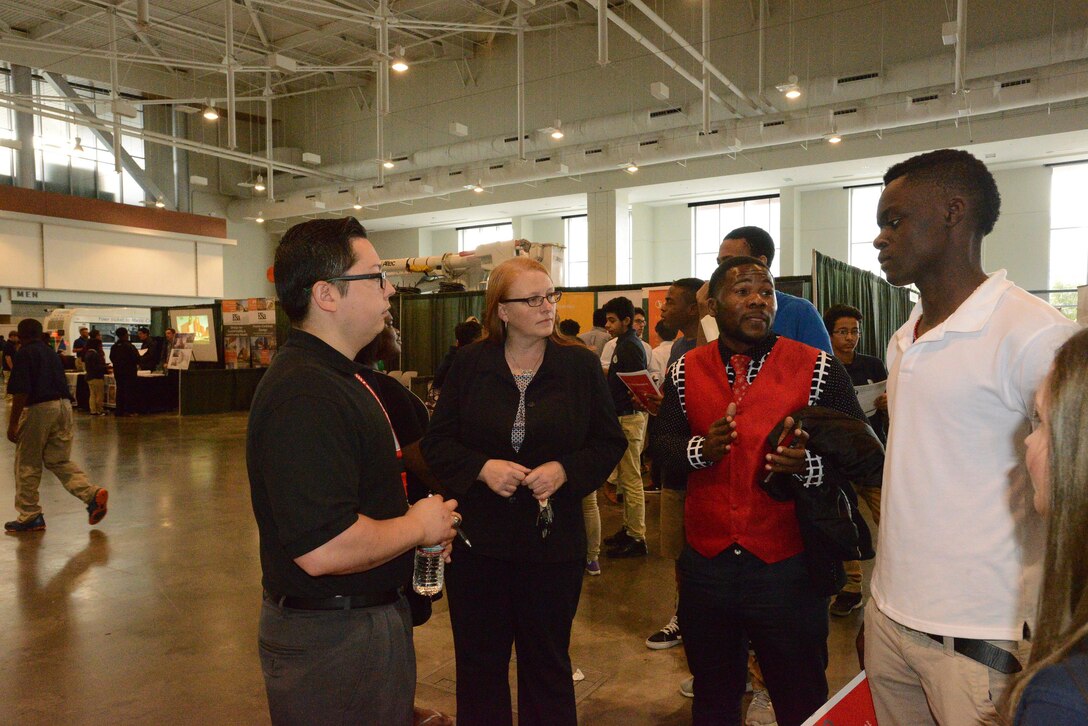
[691,195,780,280]
[458,222,512,253]
[849,185,884,276]
[0,70,14,183]
[1049,163,1088,320]
[564,215,588,287]
[31,74,147,204]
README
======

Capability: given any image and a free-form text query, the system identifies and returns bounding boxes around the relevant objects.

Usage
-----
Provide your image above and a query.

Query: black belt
[265,588,401,611]
[924,632,1022,674]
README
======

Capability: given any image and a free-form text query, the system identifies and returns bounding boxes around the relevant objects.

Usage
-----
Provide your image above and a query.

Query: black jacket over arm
[422,338,626,563]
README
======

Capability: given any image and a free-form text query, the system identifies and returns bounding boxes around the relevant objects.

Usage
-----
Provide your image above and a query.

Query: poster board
[221,298,278,369]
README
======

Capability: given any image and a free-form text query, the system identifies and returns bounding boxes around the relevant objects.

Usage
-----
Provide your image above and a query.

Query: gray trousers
[258,594,415,726]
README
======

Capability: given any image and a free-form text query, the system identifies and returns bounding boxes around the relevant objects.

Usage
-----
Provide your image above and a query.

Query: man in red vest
[655,256,866,726]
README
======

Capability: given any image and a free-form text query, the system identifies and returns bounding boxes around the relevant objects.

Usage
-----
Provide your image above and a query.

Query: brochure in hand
[616,369,663,408]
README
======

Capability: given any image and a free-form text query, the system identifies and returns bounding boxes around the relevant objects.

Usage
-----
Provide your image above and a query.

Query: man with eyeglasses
[247,217,459,726]
[821,303,887,619]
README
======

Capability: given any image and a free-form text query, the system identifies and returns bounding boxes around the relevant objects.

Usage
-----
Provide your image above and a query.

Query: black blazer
[422,338,626,563]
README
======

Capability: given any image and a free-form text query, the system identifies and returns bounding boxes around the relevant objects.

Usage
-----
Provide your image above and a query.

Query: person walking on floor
[5,318,109,533]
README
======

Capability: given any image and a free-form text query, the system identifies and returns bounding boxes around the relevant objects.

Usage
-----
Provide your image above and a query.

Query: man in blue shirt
[707,226,833,354]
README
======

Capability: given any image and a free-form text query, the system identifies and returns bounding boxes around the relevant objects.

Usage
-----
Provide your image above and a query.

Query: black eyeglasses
[305,270,387,293]
[500,291,562,307]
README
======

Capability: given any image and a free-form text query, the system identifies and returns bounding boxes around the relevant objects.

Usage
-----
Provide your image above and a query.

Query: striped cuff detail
[687,436,712,469]
[798,449,824,488]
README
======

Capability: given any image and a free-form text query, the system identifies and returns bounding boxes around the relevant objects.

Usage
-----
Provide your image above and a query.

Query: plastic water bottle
[412,545,445,596]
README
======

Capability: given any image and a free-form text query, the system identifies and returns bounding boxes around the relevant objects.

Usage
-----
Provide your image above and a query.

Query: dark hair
[822,304,864,333]
[592,308,607,328]
[671,277,704,305]
[601,296,635,326]
[883,148,1001,237]
[89,329,101,340]
[17,318,43,341]
[724,226,776,265]
[165,328,176,335]
[558,319,581,336]
[115,327,129,339]
[138,327,150,335]
[454,320,483,347]
[275,217,367,323]
[633,307,646,319]
[87,338,104,353]
[708,256,770,298]
[655,319,678,341]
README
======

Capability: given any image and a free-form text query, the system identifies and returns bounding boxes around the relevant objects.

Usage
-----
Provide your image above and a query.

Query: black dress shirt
[422,338,627,563]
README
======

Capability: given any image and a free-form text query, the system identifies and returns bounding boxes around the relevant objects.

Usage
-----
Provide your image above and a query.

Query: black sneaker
[603,527,631,547]
[829,590,864,617]
[645,615,682,649]
[5,514,46,533]
[606,537,647,558]
[87,488,109,525]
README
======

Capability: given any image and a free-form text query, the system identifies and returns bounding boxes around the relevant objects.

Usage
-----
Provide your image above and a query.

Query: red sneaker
[87,488,109,525]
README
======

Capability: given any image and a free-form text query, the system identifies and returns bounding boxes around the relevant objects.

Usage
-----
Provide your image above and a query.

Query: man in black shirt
[247,217,458,726]
[5,318,108,533]
[822,303,887,618]
[601,295,650,558]
[109,327,140,416]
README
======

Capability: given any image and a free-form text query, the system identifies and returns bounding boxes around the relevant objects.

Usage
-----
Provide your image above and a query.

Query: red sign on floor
[801,670,878,726]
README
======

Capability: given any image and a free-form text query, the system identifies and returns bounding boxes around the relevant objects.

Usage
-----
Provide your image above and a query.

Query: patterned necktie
[730,354,752,402]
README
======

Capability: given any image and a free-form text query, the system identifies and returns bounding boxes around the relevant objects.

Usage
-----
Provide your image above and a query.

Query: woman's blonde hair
[1002,328,1088,720]
[481,256,573,347]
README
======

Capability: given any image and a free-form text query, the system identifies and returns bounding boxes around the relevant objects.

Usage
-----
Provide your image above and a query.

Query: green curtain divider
[812,251,913,359]
[395,290,486,377]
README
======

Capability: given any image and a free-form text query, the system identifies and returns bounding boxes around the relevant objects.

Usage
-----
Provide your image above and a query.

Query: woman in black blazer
[422,256,625,726]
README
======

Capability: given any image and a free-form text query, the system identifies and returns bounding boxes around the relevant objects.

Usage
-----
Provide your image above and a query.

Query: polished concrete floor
[0,394,872,725]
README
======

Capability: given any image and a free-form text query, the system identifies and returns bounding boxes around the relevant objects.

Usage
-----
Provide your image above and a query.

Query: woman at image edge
[1004,327,1088,725]
[422,257,626,726]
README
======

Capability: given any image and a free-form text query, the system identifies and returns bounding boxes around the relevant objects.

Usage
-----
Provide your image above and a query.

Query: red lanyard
[355,373,408,498]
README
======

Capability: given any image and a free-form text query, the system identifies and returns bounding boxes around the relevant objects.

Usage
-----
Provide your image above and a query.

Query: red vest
[684,338,818,563]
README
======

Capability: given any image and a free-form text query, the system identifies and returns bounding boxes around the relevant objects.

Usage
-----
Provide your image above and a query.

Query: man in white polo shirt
[863,148,1076,725]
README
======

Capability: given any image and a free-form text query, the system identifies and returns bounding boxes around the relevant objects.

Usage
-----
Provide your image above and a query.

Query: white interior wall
[985,167,1052,290]
[368,228,422,260]
[222,220,275,299]
[797,188,851,277]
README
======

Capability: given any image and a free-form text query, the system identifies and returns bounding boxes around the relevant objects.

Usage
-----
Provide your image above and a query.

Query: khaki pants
[659,488,686,561]
[88,379,105,414]
[843,483,883,593]
[14,399,96,522]
[582,492,601,561]
[864,601,1029,726]
[609,412,647,540]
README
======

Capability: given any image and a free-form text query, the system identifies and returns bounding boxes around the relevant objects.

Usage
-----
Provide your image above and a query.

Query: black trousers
[445,547,584,726]
[678,545,829,726]
[114,374,136,415]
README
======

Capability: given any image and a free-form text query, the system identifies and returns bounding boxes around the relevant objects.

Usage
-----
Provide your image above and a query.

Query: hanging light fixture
[253,174,266,192]
[473,181,485,193]
[776,74,802,99]
[353,197,363,210]
[391,46,409,73]
[154,197,166,208]
[202,101,219,121]
[550,120,564,140]
[382,160,395,169]
[625,162,639,174]
[826,133,843,144]
[72,136,84,152]
[255,212,265,224]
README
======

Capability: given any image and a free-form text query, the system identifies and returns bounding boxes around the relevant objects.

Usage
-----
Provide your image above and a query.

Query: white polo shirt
[870,270,1077,641]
